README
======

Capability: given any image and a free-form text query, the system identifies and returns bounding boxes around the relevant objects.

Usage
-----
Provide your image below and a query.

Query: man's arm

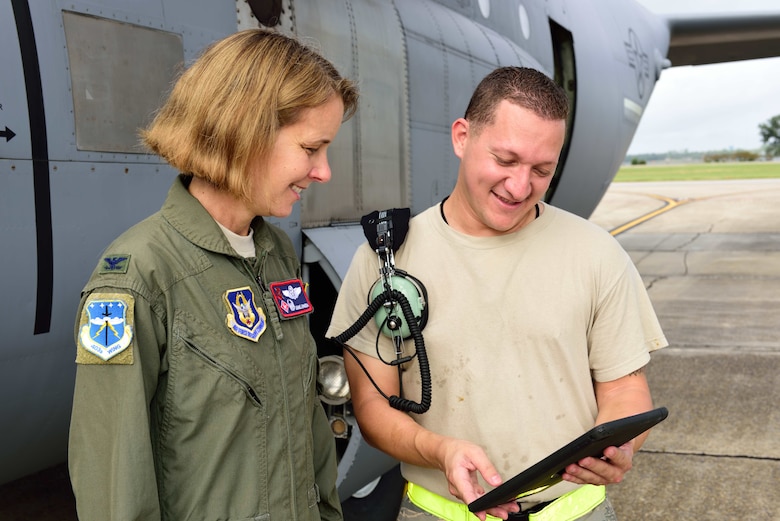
[344,347,520,520]
[561,367,654,486]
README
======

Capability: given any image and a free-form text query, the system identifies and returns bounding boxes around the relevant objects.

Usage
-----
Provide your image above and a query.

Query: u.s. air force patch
[224,286,266,342]
[77,293,134,364]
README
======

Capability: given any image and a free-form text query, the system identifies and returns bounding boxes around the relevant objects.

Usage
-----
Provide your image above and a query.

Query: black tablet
[468,407,669,513]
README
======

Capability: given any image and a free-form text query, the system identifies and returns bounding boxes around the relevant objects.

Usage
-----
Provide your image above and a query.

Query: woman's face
[247,95,346,218]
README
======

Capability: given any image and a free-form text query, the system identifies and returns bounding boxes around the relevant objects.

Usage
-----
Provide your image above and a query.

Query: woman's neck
[187,176,253,236]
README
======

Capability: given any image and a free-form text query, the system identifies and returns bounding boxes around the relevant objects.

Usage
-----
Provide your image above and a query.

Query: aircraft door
[544,0,669,217]
[0,0,64,486]
[0,0,38,342]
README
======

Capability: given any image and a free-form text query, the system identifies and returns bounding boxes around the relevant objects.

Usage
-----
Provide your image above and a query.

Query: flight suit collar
[161,175,275,258]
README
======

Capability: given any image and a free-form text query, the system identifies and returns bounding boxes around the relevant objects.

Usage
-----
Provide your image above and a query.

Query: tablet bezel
[467,407,669,513]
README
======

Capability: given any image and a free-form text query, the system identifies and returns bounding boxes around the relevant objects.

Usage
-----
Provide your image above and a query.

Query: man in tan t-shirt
[327,67,667,521]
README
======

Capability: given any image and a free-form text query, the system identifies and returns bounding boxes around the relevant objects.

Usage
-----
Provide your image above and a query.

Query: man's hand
[565,367,654,487]
[439,438,520,520]
[561,441,634,485]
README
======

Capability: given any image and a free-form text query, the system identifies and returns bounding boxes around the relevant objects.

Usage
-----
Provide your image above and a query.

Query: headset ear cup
[369,274,427,339]
[404,272,428,331]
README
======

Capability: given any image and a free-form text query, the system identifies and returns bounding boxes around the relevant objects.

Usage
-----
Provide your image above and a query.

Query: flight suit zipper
[247,247,311,515]
[182,339,263,408]
[247,253,285,341]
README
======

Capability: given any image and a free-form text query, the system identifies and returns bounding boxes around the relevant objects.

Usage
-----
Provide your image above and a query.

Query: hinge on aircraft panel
[237,0,295,34]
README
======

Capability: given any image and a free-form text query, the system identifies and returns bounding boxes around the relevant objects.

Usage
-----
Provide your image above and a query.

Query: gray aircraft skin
[2,0,780,510]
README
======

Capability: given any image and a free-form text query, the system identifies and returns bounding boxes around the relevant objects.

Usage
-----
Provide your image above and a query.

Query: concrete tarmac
[589,178,780,521]
[1,178,778,520]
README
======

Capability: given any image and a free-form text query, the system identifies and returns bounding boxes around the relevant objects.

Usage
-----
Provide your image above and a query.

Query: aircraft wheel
[341,465,405,521]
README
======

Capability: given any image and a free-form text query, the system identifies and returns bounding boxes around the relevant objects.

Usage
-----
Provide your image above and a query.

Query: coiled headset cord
[330,288,431,414]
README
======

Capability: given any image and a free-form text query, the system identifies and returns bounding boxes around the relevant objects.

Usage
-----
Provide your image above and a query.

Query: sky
[627,0,780,155]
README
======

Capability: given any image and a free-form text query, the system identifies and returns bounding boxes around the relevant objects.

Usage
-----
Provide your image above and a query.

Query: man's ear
[451,117,469,159]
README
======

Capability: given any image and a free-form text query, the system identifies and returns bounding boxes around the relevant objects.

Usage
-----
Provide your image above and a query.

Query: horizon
[628,0,780,155]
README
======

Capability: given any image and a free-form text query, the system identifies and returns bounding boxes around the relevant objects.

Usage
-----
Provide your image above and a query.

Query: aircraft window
[62,11,184,154]
[478,0,490,19]
[518,5,531,40]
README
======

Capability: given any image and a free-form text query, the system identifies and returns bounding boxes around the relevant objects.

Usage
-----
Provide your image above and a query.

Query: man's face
[450,100,565,236]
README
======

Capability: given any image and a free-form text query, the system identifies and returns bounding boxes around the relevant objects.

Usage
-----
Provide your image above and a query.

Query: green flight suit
[68,175,342,521]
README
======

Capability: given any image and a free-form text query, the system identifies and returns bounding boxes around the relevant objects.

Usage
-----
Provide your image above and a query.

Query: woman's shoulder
[83,212,196,295]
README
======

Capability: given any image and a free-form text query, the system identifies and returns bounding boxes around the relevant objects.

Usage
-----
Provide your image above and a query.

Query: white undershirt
[217,222,256,258]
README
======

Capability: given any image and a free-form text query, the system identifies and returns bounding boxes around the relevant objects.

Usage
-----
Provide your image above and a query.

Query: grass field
[614,161,780,182]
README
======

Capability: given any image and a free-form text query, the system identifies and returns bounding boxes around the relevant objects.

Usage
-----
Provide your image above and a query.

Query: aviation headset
[330,208,432,414]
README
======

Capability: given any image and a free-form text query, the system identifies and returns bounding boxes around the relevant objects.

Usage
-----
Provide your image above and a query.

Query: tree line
[759,114,780,156]
[628,114,780,165]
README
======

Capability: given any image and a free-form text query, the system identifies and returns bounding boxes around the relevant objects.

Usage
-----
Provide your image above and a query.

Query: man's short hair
[464,66,569,134]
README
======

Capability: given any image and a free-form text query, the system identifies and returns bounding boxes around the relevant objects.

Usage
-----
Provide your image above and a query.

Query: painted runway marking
[609,194,692,236]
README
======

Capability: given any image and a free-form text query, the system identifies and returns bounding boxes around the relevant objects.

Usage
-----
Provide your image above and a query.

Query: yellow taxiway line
[609,194,691,236]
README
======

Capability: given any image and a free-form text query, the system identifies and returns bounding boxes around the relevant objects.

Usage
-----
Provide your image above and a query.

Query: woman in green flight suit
[68,29,358,521]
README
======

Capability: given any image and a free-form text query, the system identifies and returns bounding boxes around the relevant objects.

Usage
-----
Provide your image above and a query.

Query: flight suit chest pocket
[170,310,266,411]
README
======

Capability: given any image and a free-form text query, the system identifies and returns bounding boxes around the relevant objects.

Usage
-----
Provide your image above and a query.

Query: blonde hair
[142,29,358,199]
